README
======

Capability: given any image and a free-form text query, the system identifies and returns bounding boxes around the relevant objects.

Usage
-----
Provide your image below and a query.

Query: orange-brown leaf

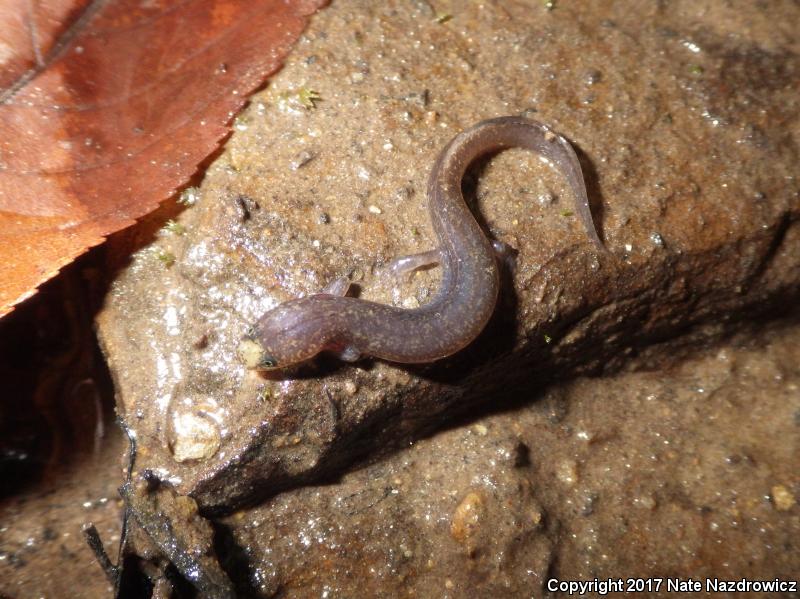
[0,0,327,316]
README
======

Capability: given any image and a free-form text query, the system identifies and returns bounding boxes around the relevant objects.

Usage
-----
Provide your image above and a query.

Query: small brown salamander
[238,116,603,370]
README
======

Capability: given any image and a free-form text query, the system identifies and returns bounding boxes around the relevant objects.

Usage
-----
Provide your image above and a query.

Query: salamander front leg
[322,276,352,297]
[385,248,442,282]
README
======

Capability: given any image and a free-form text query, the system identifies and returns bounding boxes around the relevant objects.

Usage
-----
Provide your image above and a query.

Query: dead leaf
[0,0,328,316]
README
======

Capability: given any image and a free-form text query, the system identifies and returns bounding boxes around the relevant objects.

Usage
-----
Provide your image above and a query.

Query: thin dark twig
[114,417,138,599]
[82,523,119,585]
[81,416,139,597]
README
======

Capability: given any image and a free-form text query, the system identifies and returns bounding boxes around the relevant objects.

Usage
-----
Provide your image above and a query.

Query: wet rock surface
[97,0,800,513]
[221,320,800,597]
[4,319,797,597]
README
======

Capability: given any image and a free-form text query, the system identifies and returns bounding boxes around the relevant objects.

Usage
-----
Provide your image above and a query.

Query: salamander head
[237,298,331,370]
[237,337,281,370]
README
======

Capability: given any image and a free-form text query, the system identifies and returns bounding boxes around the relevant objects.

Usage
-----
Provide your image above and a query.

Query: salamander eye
[258,355,278,369]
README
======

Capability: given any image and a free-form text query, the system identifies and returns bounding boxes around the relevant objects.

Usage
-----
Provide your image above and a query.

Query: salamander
[238,116,603,370]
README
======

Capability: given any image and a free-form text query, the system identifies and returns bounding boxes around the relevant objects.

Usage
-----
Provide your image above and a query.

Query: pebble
[169,411,221,462]
[771,485,796,511]
[556,459,579,486]
[472,423,488,436]
[450,491,484,542]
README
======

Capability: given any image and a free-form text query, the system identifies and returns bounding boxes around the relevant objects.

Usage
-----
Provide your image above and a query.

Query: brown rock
[97,0,800,515]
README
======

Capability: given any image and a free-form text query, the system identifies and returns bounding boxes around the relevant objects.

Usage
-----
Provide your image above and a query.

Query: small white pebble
[368,205,382,214]
[473,424,488,436]
[771,485,796,511]
[402,296,420,309]
[634,493,657,510]
[556,460,578,486]
[538,192,556,206]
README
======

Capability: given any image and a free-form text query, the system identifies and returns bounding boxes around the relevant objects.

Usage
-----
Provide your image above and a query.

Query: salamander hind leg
[385,248,442,282]
[492,240,517,271]
[491,240,515,259]
[337,345,361,362]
